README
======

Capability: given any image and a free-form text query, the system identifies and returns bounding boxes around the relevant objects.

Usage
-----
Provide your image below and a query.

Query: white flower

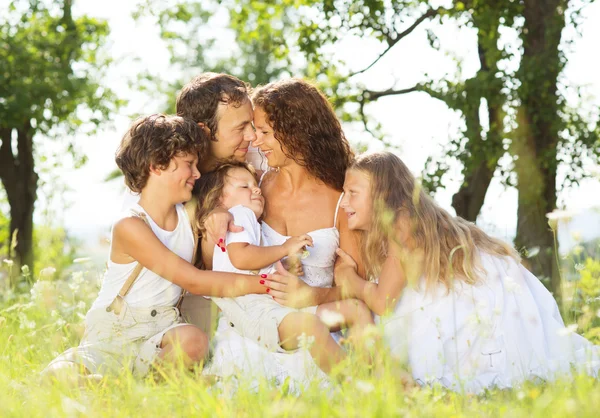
[21,265,30,275]
[39,267,56,277]
[556,323,578,336]
[73,257,91,264]
[297,333,315,350]
[546,209,578,221]
[318,310,345,328]
[2,259,14,267]
[55,318,66,327]
[575,263,585,272]
[77,301,86,311]
[355,380,375,394]
[71,271,84,284]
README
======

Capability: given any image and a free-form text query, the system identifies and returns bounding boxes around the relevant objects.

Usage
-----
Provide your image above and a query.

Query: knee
[180,328,209,361]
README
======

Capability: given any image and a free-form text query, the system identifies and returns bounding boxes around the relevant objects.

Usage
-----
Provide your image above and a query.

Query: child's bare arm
[113,217,273,297]
[227,234,313,271]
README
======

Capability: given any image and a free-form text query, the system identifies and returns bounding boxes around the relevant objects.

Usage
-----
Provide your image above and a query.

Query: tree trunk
[452,10,505,222]
[514,0,566,305]
[0,123,38,278]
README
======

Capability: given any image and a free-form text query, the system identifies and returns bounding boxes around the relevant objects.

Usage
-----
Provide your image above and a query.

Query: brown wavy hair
[115,114,207,193]
[176,73,250,142]
[352,151,519,289]
[252,78,354,190]
[192,160,256,258]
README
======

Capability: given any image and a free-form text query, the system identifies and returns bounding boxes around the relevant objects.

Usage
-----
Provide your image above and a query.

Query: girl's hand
[261,261,315,308]
[334,248,361,297]
[204,207,244,250]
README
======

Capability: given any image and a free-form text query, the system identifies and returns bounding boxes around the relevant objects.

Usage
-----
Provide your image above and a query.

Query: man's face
[211,99,256,162]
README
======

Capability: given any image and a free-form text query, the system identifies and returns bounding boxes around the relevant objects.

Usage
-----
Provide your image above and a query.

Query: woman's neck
[275,162,315,192]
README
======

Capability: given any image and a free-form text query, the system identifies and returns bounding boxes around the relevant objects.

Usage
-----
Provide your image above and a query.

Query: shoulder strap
[333,192,344,228]
[116,210,152,299]
[258,169,270,187]
[106,210,152,314]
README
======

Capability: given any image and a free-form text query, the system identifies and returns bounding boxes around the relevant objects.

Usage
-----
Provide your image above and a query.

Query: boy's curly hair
[115,114,208,193]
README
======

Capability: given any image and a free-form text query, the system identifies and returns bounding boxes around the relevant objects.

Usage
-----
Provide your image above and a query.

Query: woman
[334,151,600,392]
[202,78,365,388]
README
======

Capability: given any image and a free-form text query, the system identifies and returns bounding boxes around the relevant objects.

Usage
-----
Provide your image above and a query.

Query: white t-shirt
[212,205,270,275]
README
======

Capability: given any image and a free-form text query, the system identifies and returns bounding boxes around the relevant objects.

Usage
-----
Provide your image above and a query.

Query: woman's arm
[113,217,271,297]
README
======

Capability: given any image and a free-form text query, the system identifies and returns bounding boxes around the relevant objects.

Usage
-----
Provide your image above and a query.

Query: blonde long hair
[352,152,519,290]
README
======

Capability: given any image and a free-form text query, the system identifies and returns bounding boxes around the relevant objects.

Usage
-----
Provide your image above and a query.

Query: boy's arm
[227,242,288,270]
[113,217,268,297]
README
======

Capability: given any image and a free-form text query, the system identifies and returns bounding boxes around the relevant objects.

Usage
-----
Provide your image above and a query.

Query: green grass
[2,253,600,417]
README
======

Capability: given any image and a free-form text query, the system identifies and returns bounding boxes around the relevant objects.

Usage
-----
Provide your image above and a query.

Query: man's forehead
[216,97,253,120]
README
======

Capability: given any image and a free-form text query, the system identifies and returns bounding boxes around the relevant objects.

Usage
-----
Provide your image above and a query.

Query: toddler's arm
[228,234,313,271]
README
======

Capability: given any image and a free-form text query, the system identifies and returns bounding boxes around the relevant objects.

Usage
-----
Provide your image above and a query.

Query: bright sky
[43,0,600,258]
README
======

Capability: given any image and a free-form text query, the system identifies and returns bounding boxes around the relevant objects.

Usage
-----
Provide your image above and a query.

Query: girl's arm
[113,217,274,297]
[228,233,312,271]
[335,240,407,316]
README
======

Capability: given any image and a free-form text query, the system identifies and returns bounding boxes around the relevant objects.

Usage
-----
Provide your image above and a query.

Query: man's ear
[197,122,212,137]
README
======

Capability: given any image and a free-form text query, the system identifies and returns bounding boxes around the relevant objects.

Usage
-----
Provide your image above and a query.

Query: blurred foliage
[0,0,124,272]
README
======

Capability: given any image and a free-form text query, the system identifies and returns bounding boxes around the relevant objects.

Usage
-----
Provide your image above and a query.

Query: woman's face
[341,169,372,231]
[252,107,288,168]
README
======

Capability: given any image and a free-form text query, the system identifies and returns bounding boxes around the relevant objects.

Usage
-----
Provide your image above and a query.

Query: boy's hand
[282,234,313,256]
[204,207,244,251]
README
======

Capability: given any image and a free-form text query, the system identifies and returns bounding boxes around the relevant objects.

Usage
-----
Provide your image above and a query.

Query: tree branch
[349,8,442,77]
[363,85,421,101]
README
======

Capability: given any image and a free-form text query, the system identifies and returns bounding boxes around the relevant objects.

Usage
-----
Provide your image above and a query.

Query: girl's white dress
[380,252,600,392]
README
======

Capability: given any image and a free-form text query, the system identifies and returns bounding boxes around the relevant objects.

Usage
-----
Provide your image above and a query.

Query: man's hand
[260,261,315,308]
[204,207,244,251]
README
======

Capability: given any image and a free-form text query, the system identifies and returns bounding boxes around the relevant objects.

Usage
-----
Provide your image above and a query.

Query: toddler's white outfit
[211,205,317,352]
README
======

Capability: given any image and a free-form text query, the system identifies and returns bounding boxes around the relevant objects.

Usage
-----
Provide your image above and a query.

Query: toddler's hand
[283,234,313,257]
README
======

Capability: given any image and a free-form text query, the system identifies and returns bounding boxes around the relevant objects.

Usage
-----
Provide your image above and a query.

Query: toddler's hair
[193,160,256,241]
[115,114,207,193]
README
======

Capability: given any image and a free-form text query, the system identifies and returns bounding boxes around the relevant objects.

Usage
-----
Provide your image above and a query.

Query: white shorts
[213,295,317,352]
[45,304,187,377]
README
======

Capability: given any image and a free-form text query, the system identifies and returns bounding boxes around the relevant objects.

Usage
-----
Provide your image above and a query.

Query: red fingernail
[221,246,226,252]
[219,238,224,243]
[266,288,270,293]
[259,280,265,285]
[260,274,267,278]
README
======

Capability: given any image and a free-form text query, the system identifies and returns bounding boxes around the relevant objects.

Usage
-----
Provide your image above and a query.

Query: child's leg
[316,299,374,339]
[277,312,344,373]
[157,325,209,369]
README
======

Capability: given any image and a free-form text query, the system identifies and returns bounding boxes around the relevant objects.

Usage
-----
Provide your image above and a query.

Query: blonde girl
[335,151,600,392]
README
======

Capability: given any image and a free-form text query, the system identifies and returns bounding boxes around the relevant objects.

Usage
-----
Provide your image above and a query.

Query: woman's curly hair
[115,114,208,193]
[252,78,354,191]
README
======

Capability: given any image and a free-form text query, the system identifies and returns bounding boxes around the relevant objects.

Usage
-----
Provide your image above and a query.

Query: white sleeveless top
[261,195,343,288]
[91,203,194,310]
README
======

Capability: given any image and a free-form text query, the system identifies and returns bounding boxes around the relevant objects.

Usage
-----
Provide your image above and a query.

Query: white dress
[379,251,600,392]
[203,194,344,390]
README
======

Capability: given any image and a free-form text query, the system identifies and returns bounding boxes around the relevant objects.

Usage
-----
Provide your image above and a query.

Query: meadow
[2,240,600,417]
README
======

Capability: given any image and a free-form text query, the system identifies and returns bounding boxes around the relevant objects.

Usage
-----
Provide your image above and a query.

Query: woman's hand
[334,248,362,298]
[204,207,244,250]
[261,261,315,308]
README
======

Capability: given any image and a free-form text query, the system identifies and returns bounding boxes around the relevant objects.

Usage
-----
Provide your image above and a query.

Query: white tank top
[91,203,194,310]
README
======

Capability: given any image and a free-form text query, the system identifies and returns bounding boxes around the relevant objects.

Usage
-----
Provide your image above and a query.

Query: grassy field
[2,252,600,417]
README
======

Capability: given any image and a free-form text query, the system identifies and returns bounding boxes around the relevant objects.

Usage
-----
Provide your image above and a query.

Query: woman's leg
[278,312,344,373]
[158,324,209,369]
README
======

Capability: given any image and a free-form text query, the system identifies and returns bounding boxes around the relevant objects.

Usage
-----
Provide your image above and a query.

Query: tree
[0,0,121,274]
[139,0,600,302]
